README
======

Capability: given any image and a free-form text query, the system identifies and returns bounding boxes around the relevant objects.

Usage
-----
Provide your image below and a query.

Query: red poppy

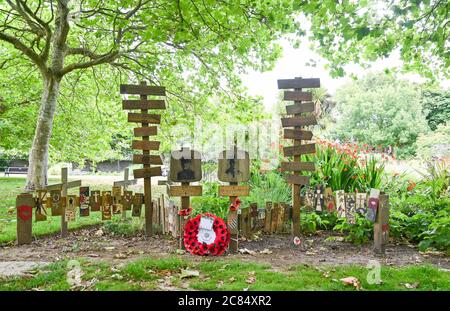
[229,197,241,211]
[178,206,193,216]
[17,205,32,221]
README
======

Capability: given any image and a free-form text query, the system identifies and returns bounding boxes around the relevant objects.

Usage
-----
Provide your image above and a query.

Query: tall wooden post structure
[277,77,319,236]
[120,81,165,237]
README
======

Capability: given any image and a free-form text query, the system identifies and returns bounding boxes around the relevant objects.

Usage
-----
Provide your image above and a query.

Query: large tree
[0,0,300,190]
[1,1,448,189]
[333,73,429,158]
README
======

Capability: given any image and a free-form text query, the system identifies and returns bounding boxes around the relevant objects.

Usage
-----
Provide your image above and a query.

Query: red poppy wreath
[183,213,230,256]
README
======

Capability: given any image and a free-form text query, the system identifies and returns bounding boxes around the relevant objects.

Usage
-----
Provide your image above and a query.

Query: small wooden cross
[45,167,81,237]
[113,168,137,220]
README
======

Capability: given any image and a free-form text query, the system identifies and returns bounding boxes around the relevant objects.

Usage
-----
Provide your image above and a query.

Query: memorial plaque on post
[35,190,47,222]
[123,191,133,210]
[169,148,202,182]
[112,186,122,214]
[132,193,143,217]
[324,187,335,212]
[102,191,112,220]
[79,187,90,217]
[90,190,101,211]
[49,190,63,216]
[65,195,77,222]
[218,147,250,183]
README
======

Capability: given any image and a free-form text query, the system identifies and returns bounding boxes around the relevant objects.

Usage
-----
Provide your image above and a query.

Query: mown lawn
[0,177,164,244]
[0,257,448,291]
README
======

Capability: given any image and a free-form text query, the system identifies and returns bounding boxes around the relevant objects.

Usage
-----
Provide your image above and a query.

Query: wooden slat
[45,180,81,191]
[133,154,163,165]
[285,102,315,115]
[169,185,203,197]
[283,91,313,101]
[123,99,166,110]
[283,143,316,157]
[277,78,320,89]
[128,113,161,124]
[133,166,162,179]
[134,126,157,137]
[120,84,166,96]
[284,129,313,140]
[281,115,317,127]
[218,185,250,197]
[281,162,315,172]
[286,174,310,185]
[131,140,160,150]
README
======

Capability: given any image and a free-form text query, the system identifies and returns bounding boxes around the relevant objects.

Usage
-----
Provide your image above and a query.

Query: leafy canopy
[332,72,429,158]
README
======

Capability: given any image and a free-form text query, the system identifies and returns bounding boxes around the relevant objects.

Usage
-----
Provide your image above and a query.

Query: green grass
[0,177,164,243]
[0,257,448,291]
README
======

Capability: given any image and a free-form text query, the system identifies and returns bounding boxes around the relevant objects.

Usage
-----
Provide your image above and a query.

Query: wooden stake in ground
[168,147,202,249]
[374,194,389,255]
[45,167,81,238]
[278,77,320,236]
[113,168,137,220]
[120,81,166,238]
[218,146,250,253]
[16,193,34,245]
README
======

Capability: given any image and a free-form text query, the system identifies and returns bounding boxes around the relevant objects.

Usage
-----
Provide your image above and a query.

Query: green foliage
[421,89,450,131]
[191,182,229,220]
[300,211,337,234]
[102,218,143,237]
[301,141,385,192]
[332,73,428,158]
[333,215,373,245]
[416,122,450,160]
[244,167,291,208]
[386,165,450,253]
[304,0,449,79]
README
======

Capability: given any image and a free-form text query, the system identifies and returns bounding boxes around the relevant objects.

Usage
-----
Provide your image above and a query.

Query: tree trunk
[25,76,60,190]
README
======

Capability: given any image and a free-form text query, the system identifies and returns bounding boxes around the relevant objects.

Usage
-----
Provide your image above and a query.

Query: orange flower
[352,175,357,179]
[361,174,366,179]
[407,182,416,191]
[343,168,348,172]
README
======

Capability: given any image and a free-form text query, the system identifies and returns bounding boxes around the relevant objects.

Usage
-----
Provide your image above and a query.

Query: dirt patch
[0,227,448,270]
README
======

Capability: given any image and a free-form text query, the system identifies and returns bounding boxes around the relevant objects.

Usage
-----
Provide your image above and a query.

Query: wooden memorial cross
[45,167,81,238]
[168,147,202,249]
[218,146,250,253]
[113,168,137,220]
[120,81,166,237]
[278,76,320,236]
[16,193,35,245]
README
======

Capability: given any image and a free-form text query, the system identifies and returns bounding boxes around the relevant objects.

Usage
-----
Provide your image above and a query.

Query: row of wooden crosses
[33,186,144,222]
[303,185,382,224]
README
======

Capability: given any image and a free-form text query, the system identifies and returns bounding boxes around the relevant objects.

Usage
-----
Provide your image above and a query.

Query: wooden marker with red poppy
[121,81,166,237]
[278,77,320,236]
[16,193,35,245]
[218,146,250,253]
[168,147,203,249]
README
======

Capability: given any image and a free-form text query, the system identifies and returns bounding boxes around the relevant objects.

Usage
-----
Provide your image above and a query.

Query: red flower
[178,206,192,216]
[229,197,241,211]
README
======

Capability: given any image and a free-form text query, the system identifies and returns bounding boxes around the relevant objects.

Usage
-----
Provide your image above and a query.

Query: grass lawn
[0,177,165,244]
[0,257,448,291]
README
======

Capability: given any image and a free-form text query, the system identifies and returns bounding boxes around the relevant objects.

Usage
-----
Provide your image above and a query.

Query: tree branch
[0,31,47,74]
[59,50,120,76]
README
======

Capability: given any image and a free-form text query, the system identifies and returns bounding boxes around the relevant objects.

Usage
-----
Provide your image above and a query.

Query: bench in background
[4,167,28,176]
